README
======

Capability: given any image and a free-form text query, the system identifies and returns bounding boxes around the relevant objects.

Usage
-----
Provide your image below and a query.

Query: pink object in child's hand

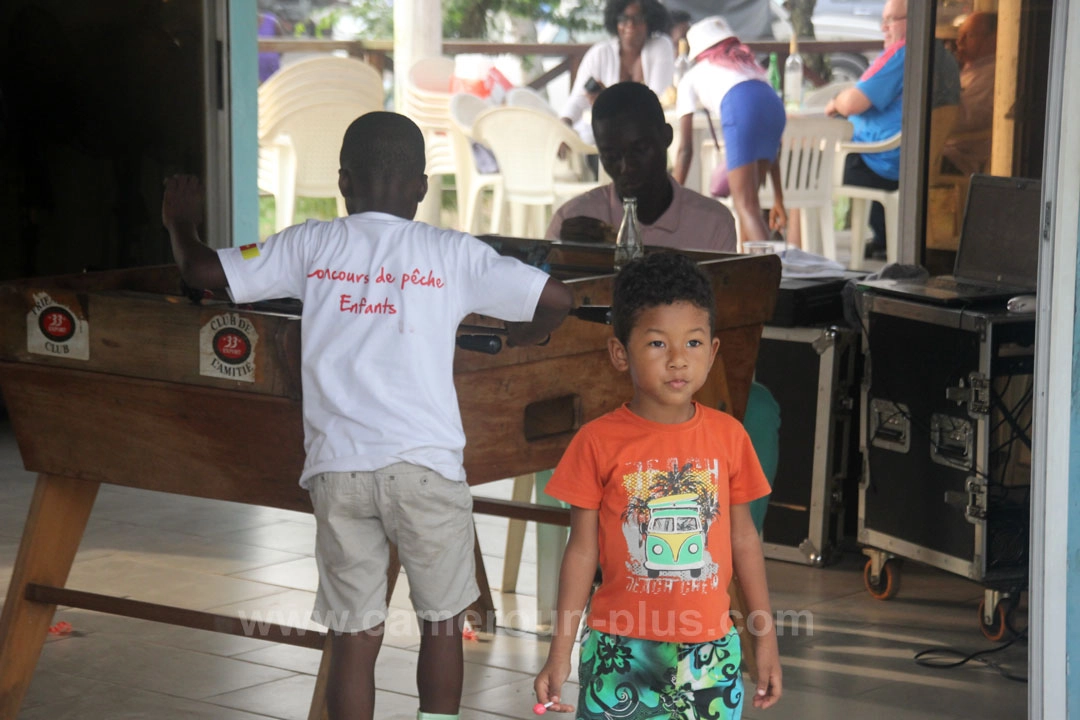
[533,701,554,714]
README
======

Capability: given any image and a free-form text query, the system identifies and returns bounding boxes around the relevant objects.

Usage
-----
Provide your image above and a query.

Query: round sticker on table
[38,306,76,343]
[212,328,252,365]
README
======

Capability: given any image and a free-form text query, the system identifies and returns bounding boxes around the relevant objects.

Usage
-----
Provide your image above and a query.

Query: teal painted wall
[230,0,259,247]
[1069,200,1080,714]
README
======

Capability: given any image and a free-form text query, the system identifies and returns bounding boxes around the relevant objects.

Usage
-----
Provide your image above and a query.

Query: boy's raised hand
[160,174,227,290]
[162,174,205,230]
[533,657,575,714]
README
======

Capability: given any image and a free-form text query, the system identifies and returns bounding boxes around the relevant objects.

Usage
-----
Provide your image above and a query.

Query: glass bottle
[674,39,691,87]
[614,197,644,271]
[784,36,804,111]
[768,51,781,94]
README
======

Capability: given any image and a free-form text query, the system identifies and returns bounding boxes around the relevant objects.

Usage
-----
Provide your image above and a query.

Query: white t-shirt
[561,35,675,144]
[675,61,764,120]
[219,212,550,487]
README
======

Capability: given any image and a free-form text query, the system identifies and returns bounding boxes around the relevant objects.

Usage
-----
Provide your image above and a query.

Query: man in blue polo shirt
[826,0,907,260]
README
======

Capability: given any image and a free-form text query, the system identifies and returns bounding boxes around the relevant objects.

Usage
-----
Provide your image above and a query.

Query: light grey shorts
[308,463,479,632]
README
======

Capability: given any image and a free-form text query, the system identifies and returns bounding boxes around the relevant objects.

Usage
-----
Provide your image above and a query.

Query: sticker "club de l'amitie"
[199,312,258,383]
[27,291,89,360]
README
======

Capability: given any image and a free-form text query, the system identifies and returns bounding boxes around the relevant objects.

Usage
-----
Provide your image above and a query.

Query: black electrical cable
[913,628,1028,683]
[991,385,1033,449]
[914,583,1028,682]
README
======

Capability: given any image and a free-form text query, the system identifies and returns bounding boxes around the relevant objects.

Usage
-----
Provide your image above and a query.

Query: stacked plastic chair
[400,57,457,195]
[258,56,385,231]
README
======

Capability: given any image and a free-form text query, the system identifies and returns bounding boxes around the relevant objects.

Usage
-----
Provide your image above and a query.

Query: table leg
[500,474,535,593]
[0,473,99,719]
[533,470,567,633]
[468,525,497,633]
[307,635,332,720]
[728,575,757,682]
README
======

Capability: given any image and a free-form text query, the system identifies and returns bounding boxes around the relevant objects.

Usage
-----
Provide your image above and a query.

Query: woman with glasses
[560,0,674,145]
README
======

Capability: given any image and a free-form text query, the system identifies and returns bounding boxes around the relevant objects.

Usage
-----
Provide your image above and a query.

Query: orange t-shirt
[546,402,770,643]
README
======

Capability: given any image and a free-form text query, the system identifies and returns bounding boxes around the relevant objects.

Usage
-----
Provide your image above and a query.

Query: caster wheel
[863,558,900,600]
[978,598,1016,642]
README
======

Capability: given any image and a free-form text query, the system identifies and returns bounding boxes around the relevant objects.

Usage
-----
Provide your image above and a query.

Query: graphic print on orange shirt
[622,460,720,582]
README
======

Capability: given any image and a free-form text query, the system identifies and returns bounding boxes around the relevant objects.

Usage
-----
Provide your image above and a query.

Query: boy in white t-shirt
[162,112,573,720]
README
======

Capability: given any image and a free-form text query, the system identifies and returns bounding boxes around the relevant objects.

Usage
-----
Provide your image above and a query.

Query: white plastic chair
[759,117,854,260]
[507,86,594,184]
[833,131,902,269]
[258,57,385,231]
[472,106,602,237]
[448,93,502,234]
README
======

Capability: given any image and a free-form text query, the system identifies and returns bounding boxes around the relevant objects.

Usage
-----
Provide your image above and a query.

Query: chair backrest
[407,56,455,94]
[802,81,855,112]
[472,106,583,204]
[282,102,381,196]
[764,116,854,207]
[506,87,558,117]
[259,55,383,110]
[449,92,489,133]
[447,94,487,187]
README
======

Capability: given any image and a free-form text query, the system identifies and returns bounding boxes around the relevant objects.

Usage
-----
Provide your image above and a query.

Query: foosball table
[0,239,780,719]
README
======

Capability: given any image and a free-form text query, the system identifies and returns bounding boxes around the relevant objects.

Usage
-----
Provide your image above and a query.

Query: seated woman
[560,0,674,145]
[672,16,786,244]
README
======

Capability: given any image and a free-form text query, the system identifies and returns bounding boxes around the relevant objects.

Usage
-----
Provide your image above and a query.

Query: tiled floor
[0,417,1027,719]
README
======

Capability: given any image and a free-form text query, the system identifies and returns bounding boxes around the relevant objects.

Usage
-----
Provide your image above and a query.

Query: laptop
[858,174,1042,305]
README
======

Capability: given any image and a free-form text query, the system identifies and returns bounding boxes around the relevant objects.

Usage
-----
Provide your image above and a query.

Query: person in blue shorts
[672,15,787,244]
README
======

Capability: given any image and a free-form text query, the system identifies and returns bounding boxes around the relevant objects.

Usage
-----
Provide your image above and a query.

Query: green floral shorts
[576,626,743,720]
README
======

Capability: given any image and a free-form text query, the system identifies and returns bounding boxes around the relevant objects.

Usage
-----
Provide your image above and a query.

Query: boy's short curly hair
[611,251,715,345]
[340,111,426,182]
[603,0,672,36]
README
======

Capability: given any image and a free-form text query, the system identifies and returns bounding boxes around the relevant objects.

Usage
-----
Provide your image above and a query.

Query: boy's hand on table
[559,216,615,244]
[505,321,550,347]
[162,174,205,230]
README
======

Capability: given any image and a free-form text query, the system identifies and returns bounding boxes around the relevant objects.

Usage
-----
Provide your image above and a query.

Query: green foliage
[443,0,602,38]
[259,196,339,241]
[294,1,394,39]
[291,0,602,41]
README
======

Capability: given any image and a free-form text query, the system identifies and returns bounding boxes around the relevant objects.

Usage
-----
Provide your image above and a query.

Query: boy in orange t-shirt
[534,251,781,718]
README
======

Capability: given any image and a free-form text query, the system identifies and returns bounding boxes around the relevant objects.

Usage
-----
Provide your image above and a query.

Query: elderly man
[943,12,997,176]
[547,82,737,252]
[825,0,907,261]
